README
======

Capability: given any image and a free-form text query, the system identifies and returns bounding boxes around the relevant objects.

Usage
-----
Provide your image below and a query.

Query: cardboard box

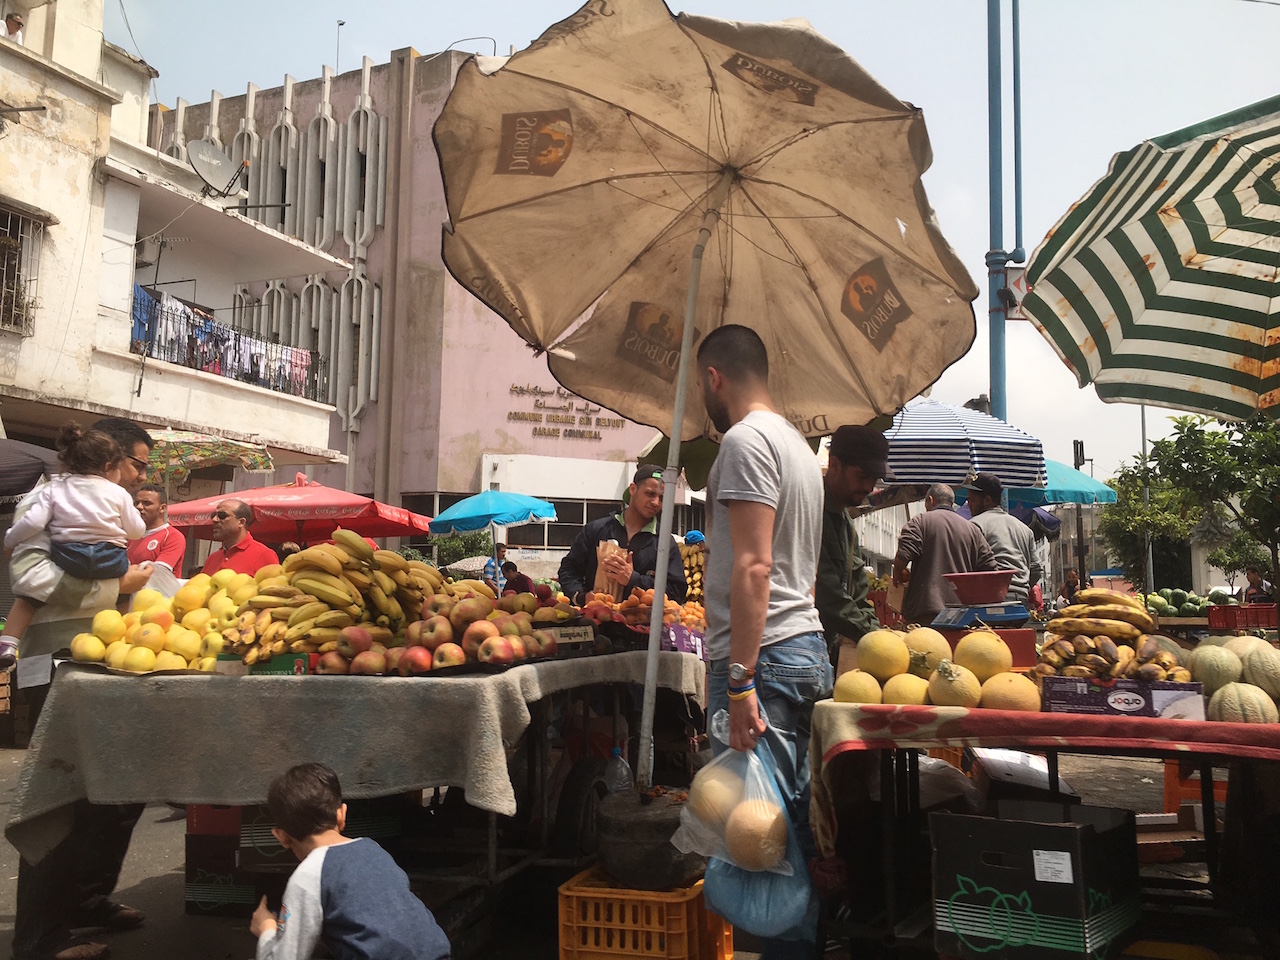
[185,834,261,917]
[1041,676,1205,720]
[248,653,319,676]
[237,796,405,870]
[661,624,706,659]
[931,801,1140,959]
[214,653,248,677]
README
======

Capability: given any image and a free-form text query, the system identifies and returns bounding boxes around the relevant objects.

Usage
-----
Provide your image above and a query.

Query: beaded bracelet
[727,683,756,701]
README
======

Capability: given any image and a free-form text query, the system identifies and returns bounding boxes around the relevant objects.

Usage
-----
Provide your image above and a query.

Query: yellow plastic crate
[558,866,732,960]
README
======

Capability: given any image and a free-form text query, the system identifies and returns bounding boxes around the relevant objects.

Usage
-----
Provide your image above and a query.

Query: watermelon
[1178,601,1200,618]
[1150,596,1170,612]
[1209,589,1230,604]
[1159,588,1174,602]
[1170,589,1189,608]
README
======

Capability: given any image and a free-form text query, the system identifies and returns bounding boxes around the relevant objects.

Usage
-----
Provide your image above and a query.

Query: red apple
[349,650,387,675]
[532,629,557,657]
[508,636,527,659]
[462,619,500,659]
[384,647,408,674]
[450,596,494,631]
[337,626,373,659]
[426,594,456,618]
[478,636,515,665]
[510,611,533,633]
[534,584,554,604]
[433,642,466,668]
[404,620,428,647]
[399,645,434,676]
[316,651,350,674]
[489,614,521,638]
[521,633,540,657]
[420,615,454,652]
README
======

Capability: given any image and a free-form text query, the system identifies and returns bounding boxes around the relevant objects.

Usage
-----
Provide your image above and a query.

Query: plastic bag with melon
[670,710,794,875]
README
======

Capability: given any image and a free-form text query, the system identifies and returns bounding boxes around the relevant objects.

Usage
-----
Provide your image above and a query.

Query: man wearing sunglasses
[201,499,280,576]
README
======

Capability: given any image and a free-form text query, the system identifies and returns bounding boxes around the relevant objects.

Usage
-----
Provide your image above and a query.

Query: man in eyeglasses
[201,499,280,575]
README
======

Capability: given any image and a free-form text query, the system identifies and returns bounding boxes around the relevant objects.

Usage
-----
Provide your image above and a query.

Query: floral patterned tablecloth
[809,701,1280,859]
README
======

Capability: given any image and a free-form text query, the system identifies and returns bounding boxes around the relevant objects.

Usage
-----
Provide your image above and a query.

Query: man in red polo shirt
[127,484,188,574]
[202,499,279,575]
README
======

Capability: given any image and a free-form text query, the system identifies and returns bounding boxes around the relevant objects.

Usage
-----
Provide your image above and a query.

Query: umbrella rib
[742,174,965,292]
[737,114,917,177]
[734,184,880,405]
[499,65,723,168]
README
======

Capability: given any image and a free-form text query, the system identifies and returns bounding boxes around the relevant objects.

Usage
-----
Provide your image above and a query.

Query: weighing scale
[931,601,1030,630]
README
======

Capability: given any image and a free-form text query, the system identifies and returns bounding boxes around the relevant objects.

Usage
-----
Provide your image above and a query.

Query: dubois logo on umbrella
[842,258,912,351]
[617,302,696,383]
[496,110,574,176]
[721,52,817,106]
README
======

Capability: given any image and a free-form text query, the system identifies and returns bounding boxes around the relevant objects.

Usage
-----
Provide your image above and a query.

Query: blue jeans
[709,631,833,960]
[50,541,129,580]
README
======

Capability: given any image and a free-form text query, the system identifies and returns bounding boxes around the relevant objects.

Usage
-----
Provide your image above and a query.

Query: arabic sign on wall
[507,383,627,442]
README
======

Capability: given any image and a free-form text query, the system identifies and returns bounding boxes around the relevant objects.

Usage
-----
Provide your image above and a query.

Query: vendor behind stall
[557,464,687,604]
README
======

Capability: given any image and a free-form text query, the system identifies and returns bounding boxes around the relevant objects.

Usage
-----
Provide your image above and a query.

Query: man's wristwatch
[728,662,756,683]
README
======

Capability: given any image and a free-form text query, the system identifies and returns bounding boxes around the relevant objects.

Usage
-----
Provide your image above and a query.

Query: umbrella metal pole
[637,170,734,788]
[1141,404,1155,595]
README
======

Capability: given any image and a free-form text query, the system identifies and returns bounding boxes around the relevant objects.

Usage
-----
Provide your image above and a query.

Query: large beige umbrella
[435,0,979,781]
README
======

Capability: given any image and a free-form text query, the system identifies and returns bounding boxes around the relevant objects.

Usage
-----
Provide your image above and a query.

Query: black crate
[237,796,405,871]
[931,801,1140,959]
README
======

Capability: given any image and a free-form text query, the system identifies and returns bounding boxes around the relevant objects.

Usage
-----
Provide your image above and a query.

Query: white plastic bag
[671,710,793,875]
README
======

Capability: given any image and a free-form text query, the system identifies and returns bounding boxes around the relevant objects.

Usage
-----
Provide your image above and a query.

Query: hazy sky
[103,0,1280,480]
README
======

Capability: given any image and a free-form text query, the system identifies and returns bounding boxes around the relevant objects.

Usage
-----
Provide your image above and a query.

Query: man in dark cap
[557,464,687,604]
[817,425,892,668]
[966,471,1040,607]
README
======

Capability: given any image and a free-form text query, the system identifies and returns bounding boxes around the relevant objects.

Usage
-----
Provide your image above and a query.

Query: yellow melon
[724,799,787,871]
[882,672,931,705]
[903,626,953,679]
[833,669,882,704]
[928,659,982,708]
[855,629,910,683]
[687,763,745,832]
[953,630,1013,683]
[979,672,1041,712]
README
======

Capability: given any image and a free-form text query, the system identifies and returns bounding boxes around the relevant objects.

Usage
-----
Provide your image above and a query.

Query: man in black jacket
[558,464,687,604]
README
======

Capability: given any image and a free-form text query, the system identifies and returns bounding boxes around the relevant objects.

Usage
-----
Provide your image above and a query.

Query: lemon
[130,588,165,613]
[122,646,156,673]
[105,640,131,669]
[153,650,189,671]
[181,608,214,635]
[134,623,167,653]
[71,633,107,662]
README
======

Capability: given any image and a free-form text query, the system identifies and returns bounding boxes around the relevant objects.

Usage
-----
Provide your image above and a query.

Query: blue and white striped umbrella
[885,399,1047,488]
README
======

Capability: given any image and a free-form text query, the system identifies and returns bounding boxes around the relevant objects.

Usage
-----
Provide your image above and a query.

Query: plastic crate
[1247,603,1278,629]
[558,866,732,960]
[1207,605,1237,630]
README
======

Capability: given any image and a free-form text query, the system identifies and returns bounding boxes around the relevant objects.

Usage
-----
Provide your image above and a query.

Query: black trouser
[13,799,145,959]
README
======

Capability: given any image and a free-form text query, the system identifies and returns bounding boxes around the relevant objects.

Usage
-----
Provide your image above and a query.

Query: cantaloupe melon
[1242,644,1280,700]
[1208,682,1279,724]
[953,630,1013,683]
[724,799,787,871]
[882,673,931,705]
[687,764,745,831]
[903,627,952,679]
[856,630,910,683]
[928,659,982,708]
[979,672,1041,712]
[1225,635,1268,660]
[1189,645,1243,697]
[833,669,882,704]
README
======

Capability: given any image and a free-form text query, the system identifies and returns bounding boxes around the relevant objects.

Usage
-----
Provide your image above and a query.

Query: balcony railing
[130,286,328,403]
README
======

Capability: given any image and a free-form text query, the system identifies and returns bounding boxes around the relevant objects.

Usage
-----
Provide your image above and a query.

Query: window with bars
[0,205,41,336]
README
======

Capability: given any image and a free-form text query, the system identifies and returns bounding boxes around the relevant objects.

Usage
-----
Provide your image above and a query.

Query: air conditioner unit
[135,237,161,268]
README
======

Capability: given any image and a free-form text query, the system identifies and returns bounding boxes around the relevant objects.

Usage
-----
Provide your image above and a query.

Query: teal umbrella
[954,459,1116,507]
[428,490,557,534]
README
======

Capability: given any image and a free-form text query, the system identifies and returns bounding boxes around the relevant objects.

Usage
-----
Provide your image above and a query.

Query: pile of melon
[833,626,1040,712]
[1189,635,1280,724]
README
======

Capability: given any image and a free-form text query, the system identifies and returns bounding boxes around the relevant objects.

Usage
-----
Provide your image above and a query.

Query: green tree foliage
[1097,460,1199,591]
[1207,529,1270,591]
[427,530,495,568]
[1151,415,1280,596]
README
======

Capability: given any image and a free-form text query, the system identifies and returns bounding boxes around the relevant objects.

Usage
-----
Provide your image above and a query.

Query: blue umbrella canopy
[429,490,557,535]
[886,399,1047,488]
[1010,459,1117,506]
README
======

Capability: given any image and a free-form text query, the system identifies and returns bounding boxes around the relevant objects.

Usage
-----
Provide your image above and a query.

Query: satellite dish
[188,138,241,197]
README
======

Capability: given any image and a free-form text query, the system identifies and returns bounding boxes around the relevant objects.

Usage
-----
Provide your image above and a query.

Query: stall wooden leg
[881,750,899,933]
[488,811,498,883]
[1200,759,1218,894]
[1047,750,1060,799]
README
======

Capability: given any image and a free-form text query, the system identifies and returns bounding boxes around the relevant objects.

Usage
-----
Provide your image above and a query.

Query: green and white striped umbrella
[1022,94,1280,421]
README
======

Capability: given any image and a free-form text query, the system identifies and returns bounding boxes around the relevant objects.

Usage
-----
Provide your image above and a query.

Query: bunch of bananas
[1034,588,1188,685]
[229,529,448,665]
[680,542,705,602]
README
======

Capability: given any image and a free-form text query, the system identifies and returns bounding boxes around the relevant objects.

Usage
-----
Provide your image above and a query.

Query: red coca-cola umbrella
[167,474,432,543]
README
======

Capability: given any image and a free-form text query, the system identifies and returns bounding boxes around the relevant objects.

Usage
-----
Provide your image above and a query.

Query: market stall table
[5,651,704,865]
[809,701,1280,951]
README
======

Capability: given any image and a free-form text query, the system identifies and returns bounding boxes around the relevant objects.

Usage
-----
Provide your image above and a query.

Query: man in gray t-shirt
[698,325,832,955]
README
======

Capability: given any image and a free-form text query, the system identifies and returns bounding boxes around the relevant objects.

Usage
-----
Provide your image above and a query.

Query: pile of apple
[320,591,563,675]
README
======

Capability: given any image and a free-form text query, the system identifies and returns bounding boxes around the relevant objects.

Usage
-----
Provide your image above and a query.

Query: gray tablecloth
[5,651,705,863]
